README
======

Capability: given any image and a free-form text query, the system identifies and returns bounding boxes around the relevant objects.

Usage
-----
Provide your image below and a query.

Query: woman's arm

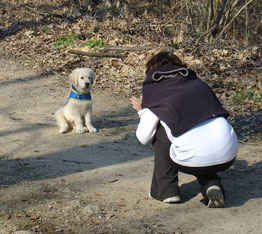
[136,108,159,145]
[130,96,159,145]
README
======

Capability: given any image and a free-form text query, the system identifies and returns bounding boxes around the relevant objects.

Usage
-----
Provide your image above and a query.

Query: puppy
[55,68,97,134]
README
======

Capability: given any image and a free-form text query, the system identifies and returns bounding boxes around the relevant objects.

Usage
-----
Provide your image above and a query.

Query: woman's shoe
[148,192,181,203]
[163,195,181,203]
[206,185,225,208]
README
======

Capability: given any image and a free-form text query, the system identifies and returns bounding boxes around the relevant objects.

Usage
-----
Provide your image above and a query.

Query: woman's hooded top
[141,64,229,137]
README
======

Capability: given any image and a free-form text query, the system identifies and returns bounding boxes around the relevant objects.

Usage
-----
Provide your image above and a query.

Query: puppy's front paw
[76,127,86,134]
[60,127,69,134]
[87,126,98,133]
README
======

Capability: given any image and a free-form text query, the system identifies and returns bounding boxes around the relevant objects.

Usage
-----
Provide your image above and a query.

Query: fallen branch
[24,5,76,23]
[69,50,126,58]
[103,46,157,52]
[25,5,48,16]
[238,66,262,71]
[62,159,91,165]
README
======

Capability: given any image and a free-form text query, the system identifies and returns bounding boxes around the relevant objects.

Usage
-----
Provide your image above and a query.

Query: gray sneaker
[206,185,225,208]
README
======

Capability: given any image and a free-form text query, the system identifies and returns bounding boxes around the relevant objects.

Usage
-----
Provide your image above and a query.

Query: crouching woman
[130,51,238,208]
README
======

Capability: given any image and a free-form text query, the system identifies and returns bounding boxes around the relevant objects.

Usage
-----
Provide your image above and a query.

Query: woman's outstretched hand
[130,96,142,111]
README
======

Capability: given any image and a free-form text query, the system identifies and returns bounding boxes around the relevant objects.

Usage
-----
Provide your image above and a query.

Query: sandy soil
[0,58,262,234]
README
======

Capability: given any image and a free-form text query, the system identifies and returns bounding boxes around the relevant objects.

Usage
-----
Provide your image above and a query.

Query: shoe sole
[163,196,181,203]
[206,187,225,208]
[149,192,181,203]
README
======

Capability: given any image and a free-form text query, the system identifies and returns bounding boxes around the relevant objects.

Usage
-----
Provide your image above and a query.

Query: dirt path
[0,58,262,234]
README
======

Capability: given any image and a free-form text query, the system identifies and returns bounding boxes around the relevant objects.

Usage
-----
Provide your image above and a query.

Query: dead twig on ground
[103,46,156,52]
[24,5,76,23]
[69,50,126,58]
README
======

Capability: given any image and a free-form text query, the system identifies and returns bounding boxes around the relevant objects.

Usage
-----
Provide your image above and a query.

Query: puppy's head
[68,68,95,92]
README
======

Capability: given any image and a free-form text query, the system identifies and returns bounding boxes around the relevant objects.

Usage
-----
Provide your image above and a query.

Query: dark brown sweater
[141,64,229,137]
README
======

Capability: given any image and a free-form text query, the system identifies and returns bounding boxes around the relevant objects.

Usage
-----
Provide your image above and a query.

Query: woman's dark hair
[145,51,187,74]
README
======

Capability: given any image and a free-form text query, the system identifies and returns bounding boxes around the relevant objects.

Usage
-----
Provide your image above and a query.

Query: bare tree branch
[214,0,255,42]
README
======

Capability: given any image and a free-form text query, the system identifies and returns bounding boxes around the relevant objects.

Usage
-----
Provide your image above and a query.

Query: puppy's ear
[68,69,79,86]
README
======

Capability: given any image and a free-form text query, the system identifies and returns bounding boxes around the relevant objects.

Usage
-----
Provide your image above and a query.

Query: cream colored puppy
[55,68,97,134]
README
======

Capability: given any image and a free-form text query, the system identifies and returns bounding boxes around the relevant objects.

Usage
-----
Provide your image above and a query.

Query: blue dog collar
[68,85,91,101]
